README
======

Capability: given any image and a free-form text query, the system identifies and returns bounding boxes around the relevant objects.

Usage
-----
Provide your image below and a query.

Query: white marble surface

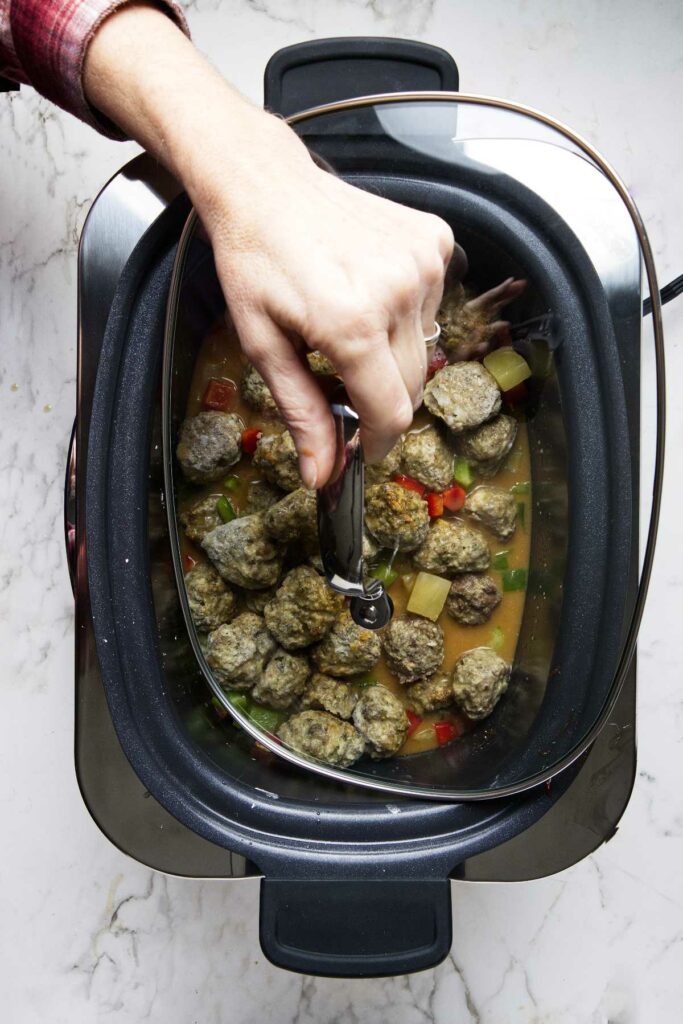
[1,1,682,1020]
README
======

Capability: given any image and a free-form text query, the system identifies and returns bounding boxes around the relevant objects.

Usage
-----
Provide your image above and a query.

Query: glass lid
[162,95,664,800]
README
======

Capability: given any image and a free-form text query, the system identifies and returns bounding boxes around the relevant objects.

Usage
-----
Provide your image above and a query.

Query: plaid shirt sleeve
[0,0,189,138]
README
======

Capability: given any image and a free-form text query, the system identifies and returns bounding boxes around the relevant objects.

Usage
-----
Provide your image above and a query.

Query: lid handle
[317,392,393,630]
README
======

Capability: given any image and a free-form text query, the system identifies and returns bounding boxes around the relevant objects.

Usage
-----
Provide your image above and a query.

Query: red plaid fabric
[0,0,189,138]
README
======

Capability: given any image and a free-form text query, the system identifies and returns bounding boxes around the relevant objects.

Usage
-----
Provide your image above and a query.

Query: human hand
[84,2,460,488]
[192,115,457,487]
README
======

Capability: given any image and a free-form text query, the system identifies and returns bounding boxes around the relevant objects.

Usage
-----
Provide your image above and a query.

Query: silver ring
[424,321,441,346]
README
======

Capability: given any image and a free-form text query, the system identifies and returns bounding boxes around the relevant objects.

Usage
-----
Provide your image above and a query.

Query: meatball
[414,519,490,576]
[206,612,277,690]
[401,425,454,492]
[253,430,302,492]
[451,647,510,719]
[178,494,222,544]
[365,482,430,552]
[454,414,517,476]
[365,437,403,486]
[406,673,453,714]
[202,513,284,590]
[307,351,337,376]
[312,610,382,677]
[278,710,365,767]
[264,565,341,650]
[184,562,238,632]
[424,362,501,434]
[464,486,518,540]
[176,411,242,483]
[243,585,277,615]
[241,364,279,416]
[352,685,408,759]
[446,573,501,625]
[300,672,358,720]
[381,616,444,683]
[244,479,281,515]
[263,487,317,543]
[251,649,311,709]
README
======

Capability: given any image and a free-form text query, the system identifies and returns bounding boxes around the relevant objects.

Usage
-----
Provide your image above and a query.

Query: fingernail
[300,454,318,490]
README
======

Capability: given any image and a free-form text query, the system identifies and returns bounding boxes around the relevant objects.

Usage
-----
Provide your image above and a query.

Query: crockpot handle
[264,38,459,117]
[259,877,452,977]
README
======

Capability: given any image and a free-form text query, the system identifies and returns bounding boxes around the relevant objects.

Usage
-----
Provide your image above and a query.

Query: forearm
[82,3,301,213]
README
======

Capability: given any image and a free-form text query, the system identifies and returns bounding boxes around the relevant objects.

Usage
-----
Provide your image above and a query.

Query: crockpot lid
[162,94,664,799]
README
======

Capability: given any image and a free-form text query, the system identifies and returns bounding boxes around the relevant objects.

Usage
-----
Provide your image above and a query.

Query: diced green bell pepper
[247,704,287,734]
[453,456,475,489]
[502,568,528,592]
[511,481,530,495]
[216,495,236,523]
[492,550,510,571]
[516,501,526,530]
[371,561,399,588]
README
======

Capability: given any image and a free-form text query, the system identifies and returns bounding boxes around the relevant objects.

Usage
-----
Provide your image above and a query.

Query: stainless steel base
[73,154,637,882]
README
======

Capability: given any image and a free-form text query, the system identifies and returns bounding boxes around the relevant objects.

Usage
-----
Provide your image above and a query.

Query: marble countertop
[1,1,682,1020]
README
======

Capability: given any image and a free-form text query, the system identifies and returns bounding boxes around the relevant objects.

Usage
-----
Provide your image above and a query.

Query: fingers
[233,311,336,489]
[466,277,527,317]
[390,312,428,412]
[332,334,414,465]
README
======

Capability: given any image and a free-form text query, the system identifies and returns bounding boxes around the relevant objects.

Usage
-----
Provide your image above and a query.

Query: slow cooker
[67,39,665,977]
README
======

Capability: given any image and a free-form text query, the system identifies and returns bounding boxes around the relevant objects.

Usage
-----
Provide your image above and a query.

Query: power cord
[643,273,683,316]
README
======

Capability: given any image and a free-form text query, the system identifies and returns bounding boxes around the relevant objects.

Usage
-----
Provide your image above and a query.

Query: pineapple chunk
[407,571,451,622]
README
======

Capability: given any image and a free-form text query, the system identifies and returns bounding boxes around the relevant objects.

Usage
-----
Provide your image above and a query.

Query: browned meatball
[451,647,510,719]
[446,574,501,625]
[253,430,302,492]
[241,364,279,416]
[365,481,430,552]
[406,673,453,714]
[185,562,238,633]
[278,710,365,767]
[413,519,490,576]
[263,487,317,543]
[243,585,278,615]
[401,425,454,492]
[424,362,501,434]
[206,612,276,690]
[264,566,341,650]
[306,351,337,376]
[312,610,382,678]
[464,486,518,540]
[243,479,281,515]
[352,685,407,759]
[202,513,284,590]
[454,414,517,476]
[179,494,222,544]
[365,437,403,486]
[251,649,311,709]
[176,411,242,483]
[300,672,358,720]
[381,616,444,683]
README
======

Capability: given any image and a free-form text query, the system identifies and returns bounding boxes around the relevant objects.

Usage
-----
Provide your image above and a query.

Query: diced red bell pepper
[442,483,466,512]
[426,346,448,380]
[241,427,263,455]
[182,553,197,573]
[435,720,458,746]
[392,473,426,497]
[425,492,444,518]
[405,708,423,738]
[203,377,236,411]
